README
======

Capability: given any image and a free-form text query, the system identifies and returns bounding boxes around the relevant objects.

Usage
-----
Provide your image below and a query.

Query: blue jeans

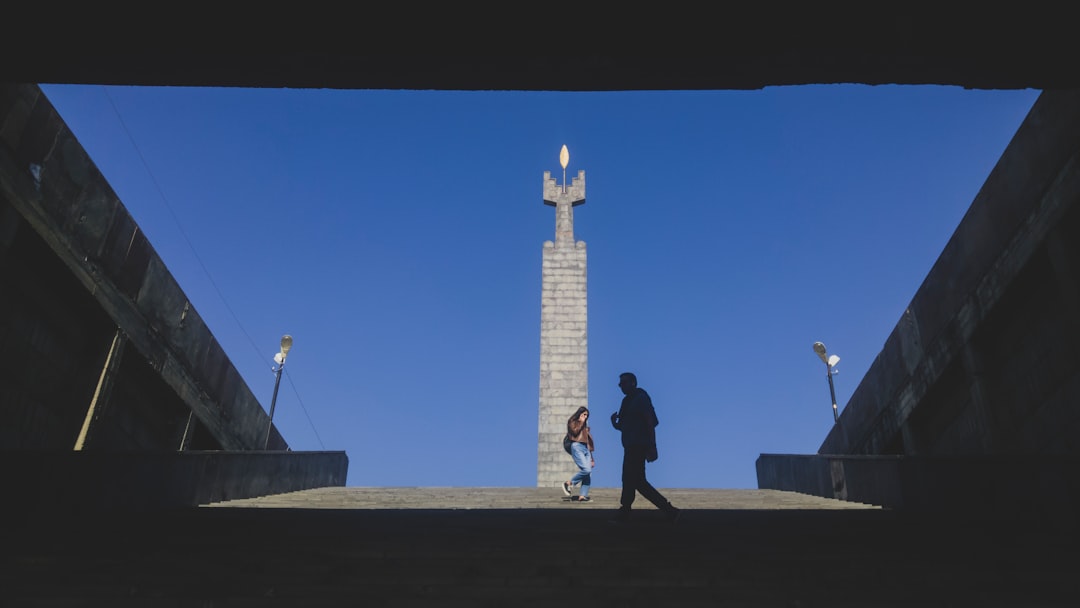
[569,442,592,497]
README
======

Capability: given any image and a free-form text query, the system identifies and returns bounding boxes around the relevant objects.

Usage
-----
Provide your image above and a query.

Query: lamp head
[813,341,828,365]
[279,334,293,362]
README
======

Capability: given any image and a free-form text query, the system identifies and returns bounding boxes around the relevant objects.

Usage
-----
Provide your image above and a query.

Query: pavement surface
[205,486,882,510]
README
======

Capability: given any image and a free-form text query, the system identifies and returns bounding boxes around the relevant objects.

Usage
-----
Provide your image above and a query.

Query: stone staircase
[204,486,882,510]
[3,487,1076,606]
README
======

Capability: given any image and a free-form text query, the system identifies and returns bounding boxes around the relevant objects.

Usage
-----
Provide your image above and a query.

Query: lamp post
[813,341,841,423]
[264,334,293,449]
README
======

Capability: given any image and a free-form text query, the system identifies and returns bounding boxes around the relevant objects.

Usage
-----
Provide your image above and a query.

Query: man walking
[610,372,680,523]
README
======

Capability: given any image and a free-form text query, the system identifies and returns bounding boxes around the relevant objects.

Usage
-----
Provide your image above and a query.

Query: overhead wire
[99,85,325,449]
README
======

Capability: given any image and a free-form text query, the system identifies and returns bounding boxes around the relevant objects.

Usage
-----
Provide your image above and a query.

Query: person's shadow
[561,495,592,503]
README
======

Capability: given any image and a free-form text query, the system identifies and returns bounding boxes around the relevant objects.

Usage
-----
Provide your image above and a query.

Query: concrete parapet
[819,89,1080,461]
[756,452,1080,519]
[3,449,348,512]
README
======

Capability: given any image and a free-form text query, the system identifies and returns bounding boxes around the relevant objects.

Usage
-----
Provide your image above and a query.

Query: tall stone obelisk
[537,146,587,487]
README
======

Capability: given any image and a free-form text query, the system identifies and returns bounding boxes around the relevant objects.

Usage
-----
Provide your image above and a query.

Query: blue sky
[39,84,1040,489]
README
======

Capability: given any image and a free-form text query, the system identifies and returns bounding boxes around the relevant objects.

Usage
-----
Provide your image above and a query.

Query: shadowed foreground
[3,487,1076,607]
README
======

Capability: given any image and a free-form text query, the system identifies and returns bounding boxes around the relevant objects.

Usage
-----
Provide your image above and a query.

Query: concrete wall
[0,83,286,452]
[758,89,1080,512]
[0,83,347,504]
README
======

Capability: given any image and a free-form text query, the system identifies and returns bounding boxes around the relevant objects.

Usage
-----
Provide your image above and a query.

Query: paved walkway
[206,486,881,510]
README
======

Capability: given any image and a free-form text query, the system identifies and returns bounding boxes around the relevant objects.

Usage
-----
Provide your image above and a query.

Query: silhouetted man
[610,372,680,523]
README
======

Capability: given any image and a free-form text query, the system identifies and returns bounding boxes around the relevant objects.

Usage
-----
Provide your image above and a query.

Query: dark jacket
[611,387,659,448]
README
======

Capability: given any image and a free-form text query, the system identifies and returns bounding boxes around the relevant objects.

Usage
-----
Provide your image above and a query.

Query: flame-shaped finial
[559,145,569,193]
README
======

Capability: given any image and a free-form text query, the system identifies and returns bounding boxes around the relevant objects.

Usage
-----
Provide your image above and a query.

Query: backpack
[563,434,573,454]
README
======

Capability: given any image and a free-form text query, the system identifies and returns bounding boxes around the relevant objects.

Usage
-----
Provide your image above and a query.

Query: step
[3,488,1075,606]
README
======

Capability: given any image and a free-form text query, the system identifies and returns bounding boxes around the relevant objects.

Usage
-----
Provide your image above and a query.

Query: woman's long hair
[567,406,589,434]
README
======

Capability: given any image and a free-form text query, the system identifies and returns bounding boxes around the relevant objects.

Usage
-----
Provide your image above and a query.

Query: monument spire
[537,146,588,487]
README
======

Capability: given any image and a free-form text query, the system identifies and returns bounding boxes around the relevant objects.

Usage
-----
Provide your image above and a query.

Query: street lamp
[264,334,293,449]
[812,341,841,423]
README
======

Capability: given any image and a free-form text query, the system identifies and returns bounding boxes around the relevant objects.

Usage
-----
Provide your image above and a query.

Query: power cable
[99,85,324,448]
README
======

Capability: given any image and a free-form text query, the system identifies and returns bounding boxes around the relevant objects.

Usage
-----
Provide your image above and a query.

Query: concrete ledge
[756,453,1080,519]
[3,450,348,512]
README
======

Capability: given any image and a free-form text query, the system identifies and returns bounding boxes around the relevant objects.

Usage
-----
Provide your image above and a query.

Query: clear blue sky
[40,83,1040,489]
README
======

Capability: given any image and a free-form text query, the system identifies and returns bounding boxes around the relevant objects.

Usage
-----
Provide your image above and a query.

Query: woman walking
[563,406,595,502]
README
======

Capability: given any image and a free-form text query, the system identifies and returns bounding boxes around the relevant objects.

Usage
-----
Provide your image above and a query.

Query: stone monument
[537,146,588,487]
